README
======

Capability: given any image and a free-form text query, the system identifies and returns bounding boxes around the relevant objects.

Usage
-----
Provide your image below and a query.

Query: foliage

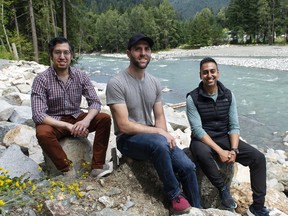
[0,164,90,215]
[0,0,287,64]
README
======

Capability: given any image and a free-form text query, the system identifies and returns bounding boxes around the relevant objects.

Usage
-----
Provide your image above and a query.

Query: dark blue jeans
[117,133,201,208]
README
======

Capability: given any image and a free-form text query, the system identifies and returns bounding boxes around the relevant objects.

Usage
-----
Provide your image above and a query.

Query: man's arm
[153,101,167,131]
[109,103,164,135]
[109,102,176,148]
[228,92,240,150]
[186,95,231,162]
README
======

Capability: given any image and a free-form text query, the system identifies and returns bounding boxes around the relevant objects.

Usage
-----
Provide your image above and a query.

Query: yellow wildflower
[0,200,5,206]
[5,179,12,183]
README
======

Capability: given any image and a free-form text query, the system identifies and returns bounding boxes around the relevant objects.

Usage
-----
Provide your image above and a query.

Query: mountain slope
[168,0,230,19]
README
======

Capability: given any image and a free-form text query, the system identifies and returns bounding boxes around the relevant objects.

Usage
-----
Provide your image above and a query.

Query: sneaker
[171,194,191,214]
[62,167,76,177]
[90,163,112,178]
[247,205,270,216]
[219,186,237,209]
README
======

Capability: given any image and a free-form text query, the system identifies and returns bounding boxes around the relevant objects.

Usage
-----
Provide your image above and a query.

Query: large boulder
[183,148,234,209]
[0,144,44,180]
[2,124,43,164]
[43,137,93,177]
[0,99,14,121]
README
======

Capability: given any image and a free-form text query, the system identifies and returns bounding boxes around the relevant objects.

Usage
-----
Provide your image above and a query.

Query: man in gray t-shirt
[106,33,201,214]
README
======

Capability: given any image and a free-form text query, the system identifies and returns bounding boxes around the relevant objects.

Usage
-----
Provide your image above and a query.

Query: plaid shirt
[31,66,101,124]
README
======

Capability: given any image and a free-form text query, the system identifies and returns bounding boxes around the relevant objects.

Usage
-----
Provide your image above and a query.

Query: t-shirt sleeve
[106,77,125,105]
[155,78,162,102]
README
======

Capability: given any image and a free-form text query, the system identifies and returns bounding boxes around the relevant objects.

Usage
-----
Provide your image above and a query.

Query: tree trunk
[1,2,12,53]
[28,0,39,62]
[14,6,22,55]
[62,0,67,38]
[50,0,57,37]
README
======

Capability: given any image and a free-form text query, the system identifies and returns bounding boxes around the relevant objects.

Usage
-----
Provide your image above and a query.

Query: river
[76,54,288,151]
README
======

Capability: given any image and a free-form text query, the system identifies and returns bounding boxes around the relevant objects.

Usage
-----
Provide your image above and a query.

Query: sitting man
[106,33,201,214]
[31,36,112,178]
[186,57,269,216]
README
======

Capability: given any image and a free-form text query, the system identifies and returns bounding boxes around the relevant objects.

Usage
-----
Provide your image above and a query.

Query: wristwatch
[231,148,239,155]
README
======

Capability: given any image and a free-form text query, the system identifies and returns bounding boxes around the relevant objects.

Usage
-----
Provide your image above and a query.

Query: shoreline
[1,45,288,71]
[100,45,288,71]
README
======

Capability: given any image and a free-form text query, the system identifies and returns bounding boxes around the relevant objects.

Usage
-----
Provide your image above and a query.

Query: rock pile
[0,60,287,215]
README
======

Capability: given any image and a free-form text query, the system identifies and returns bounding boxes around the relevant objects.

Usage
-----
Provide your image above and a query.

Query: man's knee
[97,113,112,125]
[190,142,211,161]
[36,125,54,140]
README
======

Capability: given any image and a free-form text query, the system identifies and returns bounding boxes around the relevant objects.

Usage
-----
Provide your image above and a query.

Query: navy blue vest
[187,81,232,138]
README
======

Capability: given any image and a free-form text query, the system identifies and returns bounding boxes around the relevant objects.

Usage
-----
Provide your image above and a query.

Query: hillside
[168,0,230,19]
[84,0,230,19]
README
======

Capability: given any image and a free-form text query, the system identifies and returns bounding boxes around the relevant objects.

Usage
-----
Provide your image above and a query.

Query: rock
[0,144,44,180]
[3,92,31,105]
[89,208,136,216]
[183,148,234,209]
[267,162,288,194]
[283,134,288,142]
[43,137,93,176]
[2,124,43,164]
[164,106,190,131]
[41,199,78,216]
[15,83,32,94]
[0,121,19,143]
[8,105,34,127]
[0,99,14,121]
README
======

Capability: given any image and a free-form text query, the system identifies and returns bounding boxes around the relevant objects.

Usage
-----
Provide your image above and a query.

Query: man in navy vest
[186,57,269,216]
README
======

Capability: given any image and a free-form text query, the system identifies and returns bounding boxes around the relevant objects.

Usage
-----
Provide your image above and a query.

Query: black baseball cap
[127,33,154,50]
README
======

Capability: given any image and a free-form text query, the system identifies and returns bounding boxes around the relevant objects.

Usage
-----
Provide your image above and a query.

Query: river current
[76,55,287,151]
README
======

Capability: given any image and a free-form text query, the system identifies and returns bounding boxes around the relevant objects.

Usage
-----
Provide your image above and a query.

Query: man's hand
[219,149,236,164]
[71,119,90,137]
[158,129,176,149]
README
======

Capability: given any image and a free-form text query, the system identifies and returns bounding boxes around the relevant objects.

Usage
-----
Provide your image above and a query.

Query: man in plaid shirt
[31,36,112,178]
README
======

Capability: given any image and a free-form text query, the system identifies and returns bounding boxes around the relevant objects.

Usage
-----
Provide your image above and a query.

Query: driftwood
[167,102,186,109]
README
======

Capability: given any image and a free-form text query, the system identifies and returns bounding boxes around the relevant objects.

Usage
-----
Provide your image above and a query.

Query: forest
[0,0,286,65]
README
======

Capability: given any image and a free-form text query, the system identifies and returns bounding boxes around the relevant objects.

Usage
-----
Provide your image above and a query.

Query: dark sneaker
[219,186,237,209]
[247,205,270,216]
[90,163,112,178]
[171,194,191,214]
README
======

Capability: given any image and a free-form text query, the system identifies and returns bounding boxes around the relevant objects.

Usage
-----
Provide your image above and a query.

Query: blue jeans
[117,133,201,208]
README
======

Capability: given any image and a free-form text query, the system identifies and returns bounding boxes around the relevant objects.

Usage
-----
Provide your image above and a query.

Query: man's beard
[130,56,150,69]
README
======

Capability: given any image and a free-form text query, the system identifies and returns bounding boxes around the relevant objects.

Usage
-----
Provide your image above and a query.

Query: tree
[1,0,12,54]
[187,8,223,47]
[62,0,67,38]
[28,0,38,62]
[95,9,120,52]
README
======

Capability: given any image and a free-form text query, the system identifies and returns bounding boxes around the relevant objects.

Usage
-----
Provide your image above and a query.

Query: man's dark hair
[200,57,218,70]
[48,36,74,57]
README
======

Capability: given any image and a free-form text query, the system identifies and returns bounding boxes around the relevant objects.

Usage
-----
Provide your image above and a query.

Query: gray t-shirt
[106,69,162,136]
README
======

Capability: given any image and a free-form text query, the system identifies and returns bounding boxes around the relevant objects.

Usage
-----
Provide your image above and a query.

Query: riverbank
[101,44,288,71]
[0,60,287,215]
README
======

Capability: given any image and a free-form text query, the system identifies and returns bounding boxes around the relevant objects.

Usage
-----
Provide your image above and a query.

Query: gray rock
[183,148,234,209]
[0,144,44,180]
[0,99,14,121]
[0,121,19,142]
[3,92,30,105]
[8,105,34,127]
[89,208,138,216]
[15,83,32,94]
[43,137,93,176]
